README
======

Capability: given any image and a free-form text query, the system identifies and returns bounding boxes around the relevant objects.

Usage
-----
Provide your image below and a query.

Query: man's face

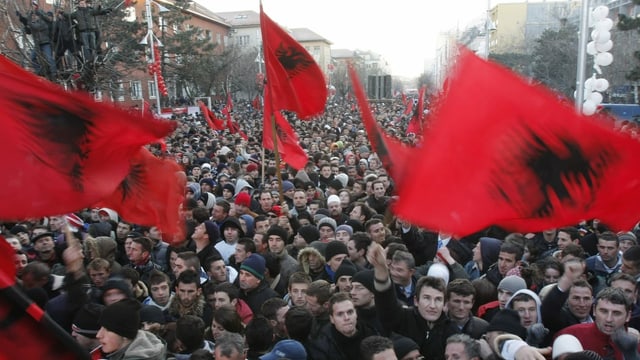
[512,299,538,328]
[497,252,518,276]
[350,282,375,308]
[594,299,630,335]
[128,242,147,263]
[390,260,413,286]
[116,222,131,240]
[445,342,472,360]
[335,230,351,244]
[305,295,326,317]
[368,223,386,244]
[543,267,560,285]
[268,235,285,254]
[621,258,640,277]
[224,227,240,243]
[611,279,638,304]
[207,260,227,282]
[497,289,513,309]
[14,254,28,276]
[415,286,445,322]
[212,291,235,310]
[259,193,273,211]
[352,183,364,196]
[191,222,207,242]
[289,283,309,307]
[347,240,363,262]
[176,282,201,307]
[49,216,65,231]
[328,202,342,216]
[328,254,347,272]
[567,286,593,320]
[597,239,619,262]
[319,226,335,241]
[336,275,353,293]
[556,231,574,251]
[330,300,357,337]
[308,253,323,270]
[349,206,364,221]
[308,204,320,216]
[88,268,109,287]
[447,293,473,322]
[239,270,260,291]
[234,244,250,264]
[293,191,307,208]
[373,183,386,198]
[34,236,54,255]
[212,205,227,222]
[320,166,332,178]
[150,281,170,306]
[255,219,270,235]
[103,289,128,306]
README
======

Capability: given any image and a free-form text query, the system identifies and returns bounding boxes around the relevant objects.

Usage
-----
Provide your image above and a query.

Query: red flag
[406,86,426,135]
[96,148,185,242]
[348,64,411,183]
[0,237,90,360]
[260,4,327,119]
[225,92,234,113]
[263,87,308,170]
[403,97,414,116]
[252,95,262,110]
[401,92,408,107]
[198,100,225,131]
[0,55,176,220]
[393,48,640,236]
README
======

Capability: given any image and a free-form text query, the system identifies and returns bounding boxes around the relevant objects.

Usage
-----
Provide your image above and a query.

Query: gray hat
[497,275,527,294]
[317,217,337,231]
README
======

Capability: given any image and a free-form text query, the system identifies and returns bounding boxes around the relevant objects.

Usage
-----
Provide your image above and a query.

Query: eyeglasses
[268,214,278,218]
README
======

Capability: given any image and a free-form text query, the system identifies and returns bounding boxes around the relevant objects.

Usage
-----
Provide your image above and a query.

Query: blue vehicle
[599,103,640,121]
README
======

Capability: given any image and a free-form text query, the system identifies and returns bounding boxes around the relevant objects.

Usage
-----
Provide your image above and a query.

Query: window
[148,80,157,99]
[130,80,142,100]
[94,90,103,102]
[116,82,125,102]
[237,35,250,47]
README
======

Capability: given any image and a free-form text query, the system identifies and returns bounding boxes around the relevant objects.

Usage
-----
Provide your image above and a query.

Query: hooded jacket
[465,237,502,280]
[105,329,166,360]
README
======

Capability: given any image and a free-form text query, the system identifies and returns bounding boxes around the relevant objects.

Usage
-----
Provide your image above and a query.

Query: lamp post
[141,0,169,115]
[575,0,591,111]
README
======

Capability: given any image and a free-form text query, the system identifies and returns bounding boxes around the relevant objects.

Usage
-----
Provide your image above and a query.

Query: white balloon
[587,41,598,55]
[596,30,611,44]
[594,78,610,92]
[595,40,613,52]
[591,29,600,41]
[583,100,597,115]
[595,18,614,32]
[592,6,610,21]
[585,78,595,91]
[595,52,613,66]
[589,91,603,105]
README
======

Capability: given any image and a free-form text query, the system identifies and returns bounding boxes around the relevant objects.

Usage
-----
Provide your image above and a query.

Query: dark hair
[351,232,372,253]
[596,287,632,311]
[416,276,446,301]
[192,207,210,224]
[622,245,640,270]
[131,236,153,253]
[500,242,524,261]
[562,243,587,259]
[447,278,476,299]
[598,231,619,246]
[307,280,332,305]
[508,292,535,307]
[558,226,581,241]
[288,272,312,287]
[360,335,394,360]
[120,267,140,285]
[178,251,201,271]
[237,238,256,254]
[176,315,205,352]
[609,272,637,288]
[176,269,201,288]
[213,282,240,301]
[446,334,481,359]
[263,252,281,277]
[147,269,170,286]
[245,316,273,352]
[261,298,288,321]
[328,292,352,315]
[213,306,244,335]
[285,306,313,342]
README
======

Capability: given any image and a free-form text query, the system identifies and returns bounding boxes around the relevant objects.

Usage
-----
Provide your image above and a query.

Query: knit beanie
[345,219,365,233]
[282,181,295,192]
[298,225,320,244]
[325,241,348,261]
[427,263,450,285]
[317,217,337,232]
[73,303,104,339]
[10,225,28,235]
[235,192,251,207]
[486,309,527,340]
[326,195,341,205]
[102,277,134,300]
[223,183,235,193]
[497,275,526,294]
[266,225,289,242]
[220,217,245,238]
[241,254,266,280]
[203,220,220,243]
[352,270,375,293]
[335,224,353,237]
[552,334,583,359]
[99,299,141,339]
[140,304,166,325]
[392,335,419,360]
[328,179,343,191]
[335,173,349,188]
[334,259,357,282]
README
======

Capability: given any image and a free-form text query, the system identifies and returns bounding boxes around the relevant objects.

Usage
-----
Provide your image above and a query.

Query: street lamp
[140,0,169,115]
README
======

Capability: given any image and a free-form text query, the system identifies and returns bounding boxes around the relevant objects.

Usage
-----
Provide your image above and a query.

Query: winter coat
[307,321,378,360]
[241,280,279,316]
[29,11,52,45]
[71,6,107,32]
[105,330,166,360]
[556,322,640,360]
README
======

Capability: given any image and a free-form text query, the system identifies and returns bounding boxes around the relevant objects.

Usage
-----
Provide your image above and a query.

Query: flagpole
[575,0,590,112]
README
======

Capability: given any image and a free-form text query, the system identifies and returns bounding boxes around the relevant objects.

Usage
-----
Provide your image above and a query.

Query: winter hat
[427,263,450,285]
[328,179,343,191]
[486,309,527,340]
[102,277,134,300]
[270,205,282,217]
[327,195,341,205]
[260,339,307,360]
[240,214,255,238]
[618,232,637,245]
[392,335,419,360]
[201,163,212,171]
[335,173,349,188]
[241,254,266,280]
[140,304,166,325]
[203,220,220,243]
[345,219,365,233]
[32,232,54,244]
[235,192,251,207]
[282,180,295,192]
[99,299,141,339]
[352,270,375,293]
[200,178,215,188]
[246,163,259,172]
[298,225,320,244]
[325,241,348,261]
[359,145,370,154]
[199,192,216,209]
[335,224,353,237]
[220,217,245,238]
[222,183,235,193]
[497,275,527,294]
[552,334,583,359]
[334,259,357,281]
[317,217,337,232]
[10,225,28,235]
[72,303,104,339]
[266,225,289,242]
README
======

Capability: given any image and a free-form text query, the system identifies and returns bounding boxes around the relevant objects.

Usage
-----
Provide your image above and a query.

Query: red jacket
[556,322,639,360]
[236,298,254,325]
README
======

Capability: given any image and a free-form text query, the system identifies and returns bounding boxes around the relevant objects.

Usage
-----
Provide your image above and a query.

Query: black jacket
[307,321,378,360]
[241,280,279,316]
[541,285,584,336]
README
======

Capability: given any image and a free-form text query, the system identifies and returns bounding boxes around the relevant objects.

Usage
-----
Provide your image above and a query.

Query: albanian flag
[406,86,426,136]
[393,48,640,236]
[0,237,90,360]
[221,97,248,141]
[198,100,225,131]
[95,148,185,242]
[260,3,327,119]
[348,64,411,183]
[0,55,176,220]
[263,86,308,170]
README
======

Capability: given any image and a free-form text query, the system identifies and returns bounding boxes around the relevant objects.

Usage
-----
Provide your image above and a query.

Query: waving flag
[260,3,327,119]
[96,148,185,241]
[406,86,426,135]
[393,48,640,236]
[0,55,176,220]
[198,100,225,131]
[263,87,308,170]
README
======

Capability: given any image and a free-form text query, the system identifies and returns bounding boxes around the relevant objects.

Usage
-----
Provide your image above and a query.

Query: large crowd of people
[4,95,640,360]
